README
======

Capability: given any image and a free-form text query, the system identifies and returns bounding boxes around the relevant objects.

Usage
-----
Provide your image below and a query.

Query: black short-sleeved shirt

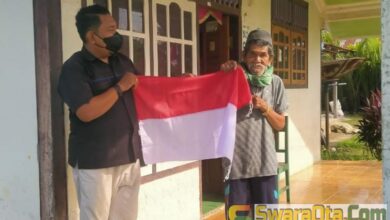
[58,47,143,169]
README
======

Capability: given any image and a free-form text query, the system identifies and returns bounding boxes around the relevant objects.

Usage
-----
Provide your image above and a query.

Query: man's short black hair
[76,4,110,43]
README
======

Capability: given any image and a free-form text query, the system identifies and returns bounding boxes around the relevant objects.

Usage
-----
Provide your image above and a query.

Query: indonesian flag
[133,69,251,164]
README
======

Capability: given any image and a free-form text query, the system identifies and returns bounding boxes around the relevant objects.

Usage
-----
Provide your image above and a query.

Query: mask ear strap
[93,33,107,49]
[94,42,107,49]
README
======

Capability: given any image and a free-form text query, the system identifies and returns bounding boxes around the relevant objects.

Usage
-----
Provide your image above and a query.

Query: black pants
[225,175,278,219]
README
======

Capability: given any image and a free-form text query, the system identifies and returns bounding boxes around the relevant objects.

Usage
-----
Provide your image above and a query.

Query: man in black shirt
[58,5,142,220]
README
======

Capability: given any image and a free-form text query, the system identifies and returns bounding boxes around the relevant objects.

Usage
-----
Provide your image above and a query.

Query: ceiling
[314,0,381,39]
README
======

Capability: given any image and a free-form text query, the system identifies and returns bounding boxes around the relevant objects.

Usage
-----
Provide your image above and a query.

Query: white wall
[287,1,323,173]
[139,167,200,220]
[241,0,323,174]
[0,1,40,219]
[242,0,271,30]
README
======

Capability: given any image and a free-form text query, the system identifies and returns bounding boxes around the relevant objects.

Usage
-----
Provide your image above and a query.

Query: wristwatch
[113,84,123,97]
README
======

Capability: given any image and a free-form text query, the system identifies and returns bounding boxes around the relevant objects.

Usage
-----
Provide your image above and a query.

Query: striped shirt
[223,74,288,180]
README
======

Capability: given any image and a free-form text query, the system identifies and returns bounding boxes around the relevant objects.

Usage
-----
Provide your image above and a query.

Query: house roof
[314,0,380,39]
[322,57,365,80]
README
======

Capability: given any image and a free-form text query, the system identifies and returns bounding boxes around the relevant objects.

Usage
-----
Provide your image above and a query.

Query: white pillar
[382,0,390,219]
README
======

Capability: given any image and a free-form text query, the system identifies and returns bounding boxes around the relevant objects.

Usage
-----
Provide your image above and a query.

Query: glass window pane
[292,48,296,69]
[112,0,129,30]
[118,35,129,57]
[273,33,278,42]
[169,3,181,39]
[158,41,168,76]
[170,43,182,76]
[273,47,278,68]
[157,4,167,36]
[278,47,283,65]
[133,37,145,75]
[284,47,289,68]
[297,50,301,69]
[278,32,284,43]
[132,0,144,33]
[184,11,192,40]
[94,0,107,7]
[185,45,192,73]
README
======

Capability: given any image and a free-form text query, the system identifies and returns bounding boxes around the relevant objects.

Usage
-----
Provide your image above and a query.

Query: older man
[221,29,288,215]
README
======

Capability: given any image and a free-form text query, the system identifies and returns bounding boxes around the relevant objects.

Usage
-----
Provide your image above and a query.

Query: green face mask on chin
[244,65,274,87]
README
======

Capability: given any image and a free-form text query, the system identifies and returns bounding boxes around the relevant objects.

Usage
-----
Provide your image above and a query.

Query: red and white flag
[133,69,251,164]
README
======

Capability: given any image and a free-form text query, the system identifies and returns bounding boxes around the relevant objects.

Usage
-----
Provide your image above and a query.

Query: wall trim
[141,161,201,184]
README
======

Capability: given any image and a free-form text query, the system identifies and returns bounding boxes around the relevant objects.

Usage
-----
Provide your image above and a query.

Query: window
[272,0,308,88]
[93,0,108,7]
[291,31,307,86]
[152,0,197,77]
[149,0,197,173]
[272,25,290,86]
[90,0,150,75]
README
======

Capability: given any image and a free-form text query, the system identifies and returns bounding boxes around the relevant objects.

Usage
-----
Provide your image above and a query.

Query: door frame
[196,0,242,59]
[197,4,242,199]
[33,0,67,219]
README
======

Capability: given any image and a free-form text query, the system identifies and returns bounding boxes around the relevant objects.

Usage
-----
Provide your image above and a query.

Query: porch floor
[203,160,383,220]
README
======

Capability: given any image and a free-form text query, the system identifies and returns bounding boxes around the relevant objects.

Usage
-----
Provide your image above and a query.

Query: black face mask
[95,32,123,53]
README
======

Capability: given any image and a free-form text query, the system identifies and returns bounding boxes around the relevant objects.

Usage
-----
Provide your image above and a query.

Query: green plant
[357,89,382,160]
[339,38,381,113]
[321,30,339,45]
[321,136,375,160]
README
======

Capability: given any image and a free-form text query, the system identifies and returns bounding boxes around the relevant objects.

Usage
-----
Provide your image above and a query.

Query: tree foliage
[339,38,381,113]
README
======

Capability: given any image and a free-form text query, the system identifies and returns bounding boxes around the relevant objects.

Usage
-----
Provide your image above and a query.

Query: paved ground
[204,160,383,220]
[279,160,382,204]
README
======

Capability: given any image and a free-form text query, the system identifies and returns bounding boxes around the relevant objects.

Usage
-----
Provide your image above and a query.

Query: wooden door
[200,16,230,74]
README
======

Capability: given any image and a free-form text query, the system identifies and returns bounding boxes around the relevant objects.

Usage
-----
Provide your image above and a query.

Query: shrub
[357,89,382,160]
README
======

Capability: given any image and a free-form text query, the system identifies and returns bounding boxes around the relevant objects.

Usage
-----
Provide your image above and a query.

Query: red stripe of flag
[133,68,251,120]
